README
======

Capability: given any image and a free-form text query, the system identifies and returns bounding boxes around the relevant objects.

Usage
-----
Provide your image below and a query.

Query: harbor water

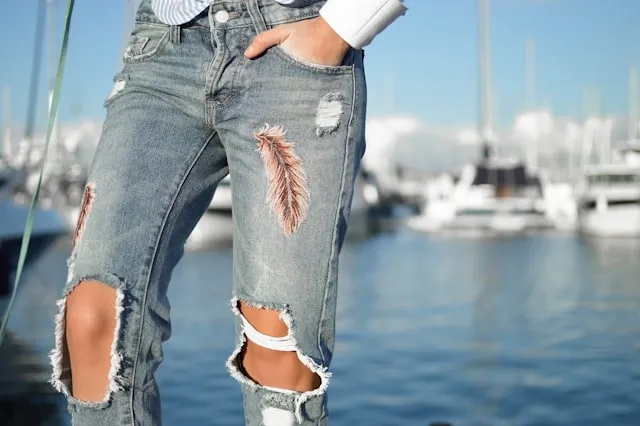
[1,227,640,425]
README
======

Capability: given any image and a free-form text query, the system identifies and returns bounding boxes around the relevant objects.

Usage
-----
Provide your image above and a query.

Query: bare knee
[66,281,117,349]
[238,302,321,392]
[58,280,121,402]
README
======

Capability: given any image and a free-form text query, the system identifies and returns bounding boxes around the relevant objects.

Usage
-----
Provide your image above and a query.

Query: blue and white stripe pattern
[151,0,297,25]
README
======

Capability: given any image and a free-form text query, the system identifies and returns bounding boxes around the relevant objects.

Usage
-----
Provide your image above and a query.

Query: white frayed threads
[315,92,343,136]
[226,298,254,387]
[262,407,296,426]
[65,254,76,289]
[48,286,126,402]
[226,329,256,388]
[49,297,69,395]
[226,297,331,424]
[107,288,126,394]
[293,353,331,423]
[107,80,126,101]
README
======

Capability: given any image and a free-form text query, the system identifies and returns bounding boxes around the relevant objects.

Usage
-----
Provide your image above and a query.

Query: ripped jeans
[48,0,366,425]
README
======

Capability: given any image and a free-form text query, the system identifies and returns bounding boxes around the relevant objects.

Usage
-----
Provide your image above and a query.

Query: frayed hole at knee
[49,279,127,404]
[226,297,331,423]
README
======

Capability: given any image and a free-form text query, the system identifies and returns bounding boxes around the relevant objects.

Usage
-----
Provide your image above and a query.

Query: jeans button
[215,10,229,23]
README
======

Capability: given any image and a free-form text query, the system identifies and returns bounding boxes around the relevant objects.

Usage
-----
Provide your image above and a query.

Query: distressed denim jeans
[49,0,366,425]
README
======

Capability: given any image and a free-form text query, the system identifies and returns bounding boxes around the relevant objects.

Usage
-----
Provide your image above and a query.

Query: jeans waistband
[135,0,326,29]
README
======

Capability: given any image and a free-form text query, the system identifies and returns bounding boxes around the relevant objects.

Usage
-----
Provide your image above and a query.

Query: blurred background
[1,0,640,425]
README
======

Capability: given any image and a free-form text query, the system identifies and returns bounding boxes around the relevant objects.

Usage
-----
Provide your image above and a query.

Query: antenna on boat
[478,0,495,162]
[524,36,538,171]
[2,86,12,166]
[629,66,638,142]
[525,37,536,110]
[580,87,604,165]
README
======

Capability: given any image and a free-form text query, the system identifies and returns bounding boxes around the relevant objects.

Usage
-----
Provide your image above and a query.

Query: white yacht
[407,146,574,234]
[577,160,640,238]
[576,60,640,239]
[407,0,576,235]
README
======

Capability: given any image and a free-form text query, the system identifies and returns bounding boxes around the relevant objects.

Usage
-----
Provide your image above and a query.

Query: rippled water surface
[2,230,640,425]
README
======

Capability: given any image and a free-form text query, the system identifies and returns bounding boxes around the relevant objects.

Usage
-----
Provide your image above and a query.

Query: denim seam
[246,0,268,34]
[128,130,218,426]
[133,21,169,27]
[271,46,354,75]
[268,12,321,27]
[204,11,235,125]
[316,67,358,366]
[124,27,172,64]
[175,12,322,30]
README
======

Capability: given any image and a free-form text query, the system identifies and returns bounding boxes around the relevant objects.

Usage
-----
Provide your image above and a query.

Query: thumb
[245,26,290,58]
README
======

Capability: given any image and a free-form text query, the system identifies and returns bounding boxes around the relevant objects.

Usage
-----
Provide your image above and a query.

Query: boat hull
[579,204,640,237]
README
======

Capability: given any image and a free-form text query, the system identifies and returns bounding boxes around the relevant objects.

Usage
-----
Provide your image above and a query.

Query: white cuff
[319,0,408,49]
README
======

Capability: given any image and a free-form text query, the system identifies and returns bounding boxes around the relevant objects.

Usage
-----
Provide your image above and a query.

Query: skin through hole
[65,281,117,402]
[238,301,321,392]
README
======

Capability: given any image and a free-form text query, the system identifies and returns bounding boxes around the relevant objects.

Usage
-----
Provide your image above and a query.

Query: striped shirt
[150,0,408,49]
[151,0,298,25]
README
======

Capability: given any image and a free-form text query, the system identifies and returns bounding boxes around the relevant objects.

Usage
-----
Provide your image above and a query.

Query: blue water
[2,229,640,425]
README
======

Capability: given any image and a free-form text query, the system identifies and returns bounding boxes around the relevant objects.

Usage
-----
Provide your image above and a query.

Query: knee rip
[226,297,331,424]
[49,280,126,404]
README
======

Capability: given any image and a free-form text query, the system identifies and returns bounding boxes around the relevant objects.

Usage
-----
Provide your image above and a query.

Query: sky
[1,0,640,133]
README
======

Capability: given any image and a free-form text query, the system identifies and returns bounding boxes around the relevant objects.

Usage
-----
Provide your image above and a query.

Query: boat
[407,145,569,234]
[577,151,640,238]
[407,0,578,235]
[576,65,640,238]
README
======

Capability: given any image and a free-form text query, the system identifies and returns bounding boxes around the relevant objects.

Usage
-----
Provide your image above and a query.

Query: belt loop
[170,25,181,43]
[246,0,267,33]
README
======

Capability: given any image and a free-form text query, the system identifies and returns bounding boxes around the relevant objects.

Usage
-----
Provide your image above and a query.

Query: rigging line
[0,0,76,348]
[23,0,47,147]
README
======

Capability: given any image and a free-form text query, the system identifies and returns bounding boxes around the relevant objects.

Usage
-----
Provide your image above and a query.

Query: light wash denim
[49,0,366,425]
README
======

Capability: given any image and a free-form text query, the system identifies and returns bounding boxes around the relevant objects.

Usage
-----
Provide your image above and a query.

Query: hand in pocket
[244,16,350,67]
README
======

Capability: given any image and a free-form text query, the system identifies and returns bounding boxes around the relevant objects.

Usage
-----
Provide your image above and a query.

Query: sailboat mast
[478,0,493,151]
[47,0,60,166]
[525,37,536,110]
[629,66,638,141]
[2,87,12,165]
[21,0,47,169]
[524,37,538,171]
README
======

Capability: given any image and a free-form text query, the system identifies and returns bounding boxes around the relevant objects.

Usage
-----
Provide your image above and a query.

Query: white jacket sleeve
[319,0,408,49]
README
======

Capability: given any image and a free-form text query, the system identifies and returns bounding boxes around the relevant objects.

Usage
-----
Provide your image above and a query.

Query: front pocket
[272,44,356,75]
[123,23,171,63]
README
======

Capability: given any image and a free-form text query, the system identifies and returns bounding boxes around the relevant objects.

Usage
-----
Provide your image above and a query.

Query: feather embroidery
[254,124,310,236]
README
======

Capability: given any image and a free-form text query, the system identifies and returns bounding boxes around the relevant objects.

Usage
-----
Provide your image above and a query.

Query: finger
[244,26,290,58]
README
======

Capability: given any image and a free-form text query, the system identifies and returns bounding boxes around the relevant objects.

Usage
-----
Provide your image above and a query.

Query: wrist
[316,16,350,52]
[319,0,408,49]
